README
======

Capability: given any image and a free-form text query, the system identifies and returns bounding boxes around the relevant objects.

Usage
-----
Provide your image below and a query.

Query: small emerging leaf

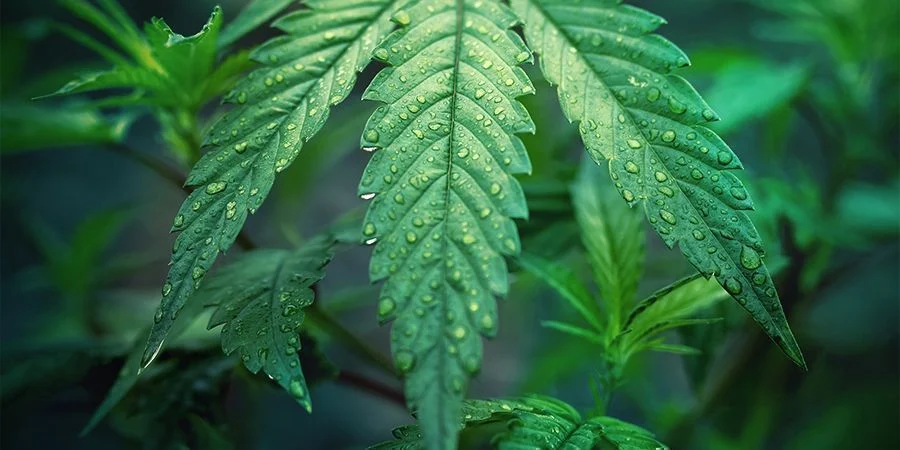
[572,158,644,327]
[518,253,602,331]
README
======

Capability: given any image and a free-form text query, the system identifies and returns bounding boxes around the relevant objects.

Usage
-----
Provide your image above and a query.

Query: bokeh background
[1,0,898,448]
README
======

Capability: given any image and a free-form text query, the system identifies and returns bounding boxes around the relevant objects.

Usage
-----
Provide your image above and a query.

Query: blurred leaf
[0,103,134,152]
[541,321,604,345]
[518,253,602,331]
[82,285,211,436]
[572,159,644,326]
[190,416,235,450]
[217,0,295,49]
[835,179,900,239]
[201,234,338,412]
[703,59,809,134]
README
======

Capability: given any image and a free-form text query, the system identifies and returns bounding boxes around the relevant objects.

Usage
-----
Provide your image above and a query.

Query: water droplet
[192,266,205,280]
[489,183,501,195]
[626,139,642,149]
[373,48,389,61]
[692,230,705,240]
[668,97,687,114]
[724,278,743,295]
[462,234,476,245]
[646,87,661,102]
[393,10,410,25]
[717,151,734,165]
[624,161,640,174]
[622,189,635,202]
[206,181,227,194]
[654,171,668,182]
[378,298,396,317]
[661,130,676,143]
[236,92,247,104]
[162,282,172,296]
[659,210,677,225]
[363,223,377,236]
[702,109,717,121]
[730,187,748,200]
[395,350,415,373]
[752,273,766,285]
[405,231,417,243]
[739,245,761,270]
[691,168,704,180]
[289,379,306,398]
[364,129,379,143]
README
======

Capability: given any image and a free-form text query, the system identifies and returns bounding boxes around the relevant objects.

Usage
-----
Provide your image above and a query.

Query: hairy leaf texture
[357,0,535,447]
[141,0,404,367]
[512,0,805,368]
[198,234,337,411]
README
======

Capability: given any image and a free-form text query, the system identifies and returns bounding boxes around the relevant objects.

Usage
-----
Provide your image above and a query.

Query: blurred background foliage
[1,0,898,448]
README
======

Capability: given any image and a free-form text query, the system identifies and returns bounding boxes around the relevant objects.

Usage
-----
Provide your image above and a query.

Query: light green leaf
[0,103,133,152]
[623,274,727,342]
[513,0,806,369]
[541,320,605,344]
[141,0,404,369]
[200,234,338,411]
[47,5,232,110]
[518,253,601,331]
[143,8,222,106]
[357,1,534,447]
[218,0,295,49]
[572,157,644,326]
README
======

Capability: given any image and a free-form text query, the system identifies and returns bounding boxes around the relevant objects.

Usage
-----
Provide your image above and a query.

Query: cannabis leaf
[142,0,404,368]
[372,395,667,449]
[48,1,251,161]
[497,396,668,449]
[512,0,805,368]
[357,0,534,447]
[199,234,338,411]
[572,159,644,326]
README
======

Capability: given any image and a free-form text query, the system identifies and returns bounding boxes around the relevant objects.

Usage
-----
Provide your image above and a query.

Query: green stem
[306,307,397,377]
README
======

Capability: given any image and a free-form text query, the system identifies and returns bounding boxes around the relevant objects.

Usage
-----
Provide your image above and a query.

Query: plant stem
[104,140,404,405]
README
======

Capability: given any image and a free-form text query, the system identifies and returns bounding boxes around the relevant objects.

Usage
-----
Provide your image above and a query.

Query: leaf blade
[141,0,403,369]
[513,0,806,369]
[358,1,535,447]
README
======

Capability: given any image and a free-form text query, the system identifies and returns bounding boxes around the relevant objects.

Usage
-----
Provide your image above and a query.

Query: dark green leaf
[357,1,535,447]
[513,0,806,369]
[200,234,338,411]
[142,0,404,370]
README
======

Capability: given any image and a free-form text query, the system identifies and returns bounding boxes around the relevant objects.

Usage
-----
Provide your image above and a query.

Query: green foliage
[511,0,805,369]
[356,0,534,447]
[372,396,666,449]
[0,103,134,152]
[45,0,252,162]
[520,157,729,406]
[140,0,404,369]
[200,234,339,411]
[217,0,295,50]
